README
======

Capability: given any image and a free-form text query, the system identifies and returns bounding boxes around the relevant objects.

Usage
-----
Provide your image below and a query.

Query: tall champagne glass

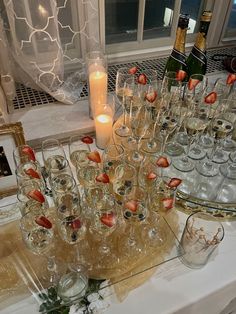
[114,67,133,137]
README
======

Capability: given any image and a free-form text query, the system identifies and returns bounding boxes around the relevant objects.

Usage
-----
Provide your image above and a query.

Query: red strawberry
[81,136,93,144]
[188,78,200,90]
[156,156,170,168]
[35,216,52,229]
[96,173,110,183]
[27,190,45,203]
[167,178,182,188]
[100,212,115,227]
[128,66,138,75]
[176,70,187,81]
[162,198,174,210]
[125,200,138,212]
[145,91,157,103]
[25,168,40,179]
[226,73,236,85]
[71,218,82,230]
[137,73,147,85]
[87,151,101,163]
[22,146,36,162]
[147,172,157,180]
[204,91,217,104]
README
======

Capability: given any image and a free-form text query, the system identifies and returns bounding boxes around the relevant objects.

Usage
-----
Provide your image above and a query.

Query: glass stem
[209,139,218,161]
[161,133,169,154]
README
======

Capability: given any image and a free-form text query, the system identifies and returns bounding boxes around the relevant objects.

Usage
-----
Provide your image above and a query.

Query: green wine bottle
[186,11,212,77]
[163,14,189,81]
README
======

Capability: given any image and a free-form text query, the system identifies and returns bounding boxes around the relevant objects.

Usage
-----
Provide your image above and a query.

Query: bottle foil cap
[201,11,212,22]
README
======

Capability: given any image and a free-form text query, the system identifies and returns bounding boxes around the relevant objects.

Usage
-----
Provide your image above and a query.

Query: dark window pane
[105,0,139,44]
[143,0,175,40]
[180,0,203,33]
[224,1,236,38]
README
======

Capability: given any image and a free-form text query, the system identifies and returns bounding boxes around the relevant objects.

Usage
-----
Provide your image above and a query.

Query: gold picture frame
[0,122,25,198]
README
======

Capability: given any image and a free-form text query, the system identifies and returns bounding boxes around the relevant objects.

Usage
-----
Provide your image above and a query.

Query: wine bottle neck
[194,21,210,52]
[173,27,187,53]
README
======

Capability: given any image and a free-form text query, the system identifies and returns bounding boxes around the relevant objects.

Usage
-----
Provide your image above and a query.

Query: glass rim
[185,211,225,242]
[51,173,77,193]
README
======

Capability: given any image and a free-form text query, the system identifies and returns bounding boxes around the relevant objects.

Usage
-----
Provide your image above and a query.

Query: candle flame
[38,4,47,17]
[97,114,111,123]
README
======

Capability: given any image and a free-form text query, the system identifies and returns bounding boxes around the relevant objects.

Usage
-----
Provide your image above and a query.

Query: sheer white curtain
[0,0,100,116]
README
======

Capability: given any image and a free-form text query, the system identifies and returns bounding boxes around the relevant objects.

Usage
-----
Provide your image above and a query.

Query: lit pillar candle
[95,114,113,149]
[89,70,107,118]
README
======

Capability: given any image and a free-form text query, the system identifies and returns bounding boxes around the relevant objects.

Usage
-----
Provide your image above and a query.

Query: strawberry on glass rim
[35,216,52,229]
[27,190,45,203]
[128,66,138,75]
[22,146,36,162]
[125,200,138,212]
[204,91,217,104]
[161,198,174,211]
[100,212,116,228]
[167,178,182,189]
[226,73,236,85]
[145,90,157,103]
[96,173,110,184]
[137,73,147,85]
[87,151,101,163]
[176,70,187,81]
[147,172,157,180]
[156,156,170,168]
[71,218,82,230]
[188,78,200,90]
[81,136,93,144]
[24,168,41,179]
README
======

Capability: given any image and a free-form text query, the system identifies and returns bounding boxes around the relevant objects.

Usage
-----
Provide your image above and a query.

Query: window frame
[99,0,236,63]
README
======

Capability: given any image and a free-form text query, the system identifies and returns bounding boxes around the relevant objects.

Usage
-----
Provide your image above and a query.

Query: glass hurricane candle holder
[86,51,108,119]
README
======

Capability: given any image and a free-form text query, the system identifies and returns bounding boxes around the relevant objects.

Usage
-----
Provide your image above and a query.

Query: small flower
[88,299,110,313]
[87,292,100,303]
[98,281,111,298]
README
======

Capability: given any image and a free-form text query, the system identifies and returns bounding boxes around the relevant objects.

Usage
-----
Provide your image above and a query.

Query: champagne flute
[20,208,60,284]
[114,67,134,137]
[121,185,148,256]
[69,135,91,168]
[42,138,67,174]
[102,144,125,183]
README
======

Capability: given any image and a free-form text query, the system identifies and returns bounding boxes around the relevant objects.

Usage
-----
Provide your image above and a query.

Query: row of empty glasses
[113,67,236,204]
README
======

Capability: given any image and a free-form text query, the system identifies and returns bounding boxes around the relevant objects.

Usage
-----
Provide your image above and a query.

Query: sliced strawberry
[176,70,187,81]
[21,146,36,162]
[125,200,138,212]
[27,190,45,203]
[204,91,217,104]
[156,156,170,168]
[162,198,174,210]
[81,136,93,144]
[226,73,236,85]
[145,91,157,103]
[96,173,110,184]
[100,212,115,228]
[188,78,200,90]
[128,66,138,75]
[35,216,52,229]
[87,151,101,163]
[71,218,82,230]
[147,172,157,180]
[167,178,182,188]
[24,168,40,179]
[137,73,147,85]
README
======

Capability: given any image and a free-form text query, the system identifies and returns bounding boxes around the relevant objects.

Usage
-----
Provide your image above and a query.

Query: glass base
[176,132,189,146]
[199,135,214,149]
[128,150,145,163]
[230,151,236,163]
[173,156,195,172]
[208,150,229,164]
[115,125,130,137]
[196,160,219,177]
[222,138,236,152]
[141,139,161,154]
[188,145,206,160]
[165,142,184,157]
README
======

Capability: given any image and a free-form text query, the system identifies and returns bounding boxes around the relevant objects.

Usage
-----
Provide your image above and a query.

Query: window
[103,0,236,59]
[223,0,236,39]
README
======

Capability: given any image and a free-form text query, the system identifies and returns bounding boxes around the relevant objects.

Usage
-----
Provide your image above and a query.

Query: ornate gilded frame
[0,122,25,198]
